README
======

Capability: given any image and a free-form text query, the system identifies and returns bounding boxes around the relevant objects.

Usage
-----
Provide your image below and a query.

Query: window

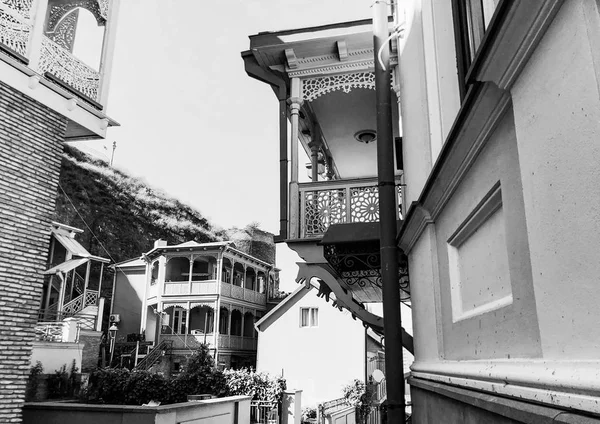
[452,0,503,98]
[172,308,187,334]
[300,307,318,328]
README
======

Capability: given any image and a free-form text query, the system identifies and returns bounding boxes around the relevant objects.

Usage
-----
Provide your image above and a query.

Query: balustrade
[220,282,266,305]
[163,280,218,296]
[0,0,111,103]
[298,177,403,238]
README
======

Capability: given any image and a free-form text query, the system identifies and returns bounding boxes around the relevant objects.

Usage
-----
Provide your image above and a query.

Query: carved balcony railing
[217,335,257,351]
[0,2,31,58]
[298,177,403,238]
[34,321,64,342]
[219,282,266,305]
[62,289,98,316]
[163,280,218,295]
[38,35,100,101]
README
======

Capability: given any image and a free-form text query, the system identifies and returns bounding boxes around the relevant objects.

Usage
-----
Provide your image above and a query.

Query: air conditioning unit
[109,314,120,323]
[191,329,203,335]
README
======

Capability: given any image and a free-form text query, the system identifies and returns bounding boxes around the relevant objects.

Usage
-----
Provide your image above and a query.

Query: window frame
[299,307,319,328]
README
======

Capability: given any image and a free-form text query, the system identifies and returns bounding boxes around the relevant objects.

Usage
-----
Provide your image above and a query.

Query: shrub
[223,368,286,404]
[47,360,79,399]
[25,362,44,402]
[342,379,374,423]
[84,344,228,405]
[302,406,317,423]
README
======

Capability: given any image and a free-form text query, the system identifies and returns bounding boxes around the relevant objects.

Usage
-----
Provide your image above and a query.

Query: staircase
[134,340,173,371]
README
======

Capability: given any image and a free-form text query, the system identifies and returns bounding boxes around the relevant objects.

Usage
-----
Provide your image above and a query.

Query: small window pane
[301,308,309,327]
[311,308,319,327]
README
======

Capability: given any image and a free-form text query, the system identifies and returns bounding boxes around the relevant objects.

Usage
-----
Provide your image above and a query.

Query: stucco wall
[113,267,146,337]
[511,0,600,360]
[256,288,366,407]
[29,342,83,374]
[434,109,541,360]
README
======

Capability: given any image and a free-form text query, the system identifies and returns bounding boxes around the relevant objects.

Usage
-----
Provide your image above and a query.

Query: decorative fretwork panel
[48,8,78,51]
[303,72,375,102]
[34,322,63,342]
[0,9,30,56]
[303,188,346,236]
[1,0,32,18]
[350,186,380,222]
[299,178,402,237]
[38,36,100,100]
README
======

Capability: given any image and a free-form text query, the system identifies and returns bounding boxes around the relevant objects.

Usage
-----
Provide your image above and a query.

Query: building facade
[0,0,119,421]
[255,282,380,408]
[113,240,279,371]
[243,1,600,422]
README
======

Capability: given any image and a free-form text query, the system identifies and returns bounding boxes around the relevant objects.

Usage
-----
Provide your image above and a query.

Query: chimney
[154,239,167,248]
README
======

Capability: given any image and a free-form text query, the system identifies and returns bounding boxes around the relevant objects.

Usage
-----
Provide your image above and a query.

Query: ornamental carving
[1,0,32,19]
[303,188,347,236]
[350,186,380,223]
[46,0,106,32]
[38,36,100,100]
[47,8,78,51]
[0,9,29,56]
[302,72,375,102]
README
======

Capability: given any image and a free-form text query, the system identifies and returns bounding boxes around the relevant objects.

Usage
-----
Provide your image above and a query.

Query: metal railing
[298,177,403,238]
[250,401,278,424]
[134,340,173,371]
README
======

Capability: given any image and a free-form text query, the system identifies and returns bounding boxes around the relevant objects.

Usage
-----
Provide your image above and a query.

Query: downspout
[242,50,289,242]
[373,1,405,421]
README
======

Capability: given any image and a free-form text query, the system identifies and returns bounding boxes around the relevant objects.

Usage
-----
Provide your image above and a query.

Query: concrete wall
[23,395,251,424]
[0,80,67,422]
[113,266,146,337]
[256,288,365,407]
[29,342,83,374]
[510,0,600,360]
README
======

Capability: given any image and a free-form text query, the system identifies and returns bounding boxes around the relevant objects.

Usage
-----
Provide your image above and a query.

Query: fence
[250,400,278,424]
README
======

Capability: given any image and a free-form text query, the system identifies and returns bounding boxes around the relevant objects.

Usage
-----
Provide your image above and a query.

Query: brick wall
[0,81,66,422]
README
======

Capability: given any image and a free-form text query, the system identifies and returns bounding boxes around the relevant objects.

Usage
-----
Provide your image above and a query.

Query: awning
[52,233,110,263]
[53,232,90,257]
[43,258,89,275]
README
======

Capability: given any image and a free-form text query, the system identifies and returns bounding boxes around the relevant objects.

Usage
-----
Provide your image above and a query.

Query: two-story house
[113,240,279,372]
[243,1,600,422]
[0,0,119,420]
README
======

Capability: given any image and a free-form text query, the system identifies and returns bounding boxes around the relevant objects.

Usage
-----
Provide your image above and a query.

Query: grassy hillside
[55,144,227,264]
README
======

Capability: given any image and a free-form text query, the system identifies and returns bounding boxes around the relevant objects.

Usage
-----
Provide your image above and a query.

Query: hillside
[55,144,274,264]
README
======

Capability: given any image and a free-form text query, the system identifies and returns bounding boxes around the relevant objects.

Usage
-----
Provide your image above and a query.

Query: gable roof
[255,283,316,330]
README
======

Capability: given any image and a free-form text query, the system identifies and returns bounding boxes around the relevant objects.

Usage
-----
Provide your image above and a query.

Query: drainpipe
[242,50,289,242]
[373,1,405,422]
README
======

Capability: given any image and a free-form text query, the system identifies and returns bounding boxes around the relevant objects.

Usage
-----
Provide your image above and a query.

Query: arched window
[222,258,232,283]
[233,263,244,287]
[243,312,254,337]
[230,310,242,336]
[151,261,160,285]
[219,307,229,334]
[165,257,189,282]
[245,268,256,291]
[257,271,266,293]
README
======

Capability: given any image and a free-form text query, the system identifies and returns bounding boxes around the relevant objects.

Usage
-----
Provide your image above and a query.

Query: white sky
[78,0,374,291]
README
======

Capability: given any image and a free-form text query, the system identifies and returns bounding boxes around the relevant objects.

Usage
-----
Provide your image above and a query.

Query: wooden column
[289,77,303,239]
[184,301,191,347]
[188,256,194,294]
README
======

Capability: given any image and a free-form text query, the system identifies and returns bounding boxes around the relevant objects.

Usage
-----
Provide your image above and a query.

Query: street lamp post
[109,323,118,367]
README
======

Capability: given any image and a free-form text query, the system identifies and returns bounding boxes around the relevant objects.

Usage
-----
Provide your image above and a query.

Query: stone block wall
[0,81,66,422]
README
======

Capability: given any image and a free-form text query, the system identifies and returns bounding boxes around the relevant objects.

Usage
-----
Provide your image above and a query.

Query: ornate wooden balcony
[295,177,402,239]
[220,282,266,305]
[160,333,257,351]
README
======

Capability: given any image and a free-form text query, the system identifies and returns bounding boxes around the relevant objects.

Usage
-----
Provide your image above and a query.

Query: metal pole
[373,1,405,422]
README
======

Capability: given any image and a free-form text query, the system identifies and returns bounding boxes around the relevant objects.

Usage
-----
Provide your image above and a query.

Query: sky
[74,0,375,291]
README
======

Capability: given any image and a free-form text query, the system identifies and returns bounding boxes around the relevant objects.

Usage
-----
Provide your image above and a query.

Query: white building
[255,282,383,408]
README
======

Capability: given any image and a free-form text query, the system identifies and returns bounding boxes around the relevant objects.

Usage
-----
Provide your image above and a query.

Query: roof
[43,257,89,275]
[255,283,315,330]
[52,225,110,263]
[113,257,146,268]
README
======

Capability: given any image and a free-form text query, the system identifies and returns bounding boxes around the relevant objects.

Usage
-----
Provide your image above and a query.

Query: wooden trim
[0,43,29,65]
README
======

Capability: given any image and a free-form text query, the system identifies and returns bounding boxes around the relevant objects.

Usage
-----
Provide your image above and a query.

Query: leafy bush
[342,379,374,423]
[25,362,44,401]
[47,360,79,399]
[84,344,228,405]
[223,368,286,403]
[302,406,317,423]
